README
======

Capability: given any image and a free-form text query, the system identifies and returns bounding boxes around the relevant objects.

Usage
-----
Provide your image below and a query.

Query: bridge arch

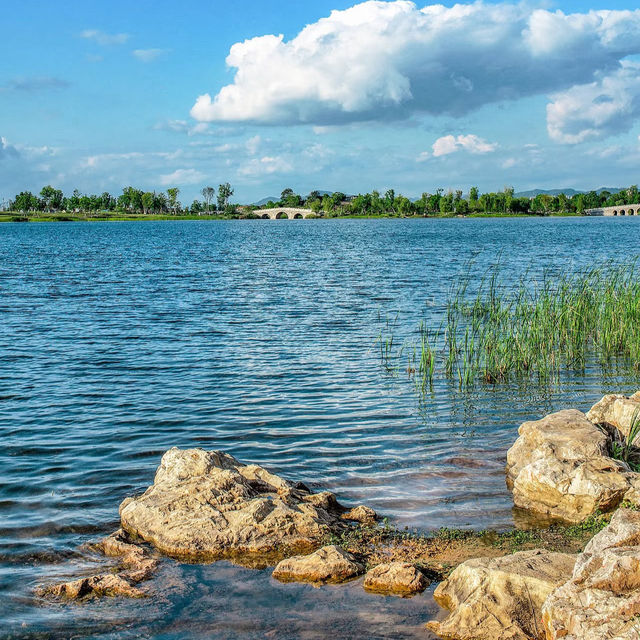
[252,207,315,220]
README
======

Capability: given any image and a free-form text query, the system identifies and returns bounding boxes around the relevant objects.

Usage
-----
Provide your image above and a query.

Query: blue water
[1,217,639,638]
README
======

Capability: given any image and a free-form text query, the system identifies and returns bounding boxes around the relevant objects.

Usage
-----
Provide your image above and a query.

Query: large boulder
[542,508,640,640]
[427,549,575,640]
[271,545,363,584]
[363,562,428,596]
[119,448,353,561]
[506,410,609,488]
[587,391,640,443]
[506,410,631,522]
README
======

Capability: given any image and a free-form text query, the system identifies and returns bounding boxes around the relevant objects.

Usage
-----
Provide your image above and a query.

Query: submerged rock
[38,573,146,600]
[542,508,640,640]
[119,448,353,560]
[37,529,156,601]
[506,409,632,522]
[363,562,428,596]
[427,549,575,640]
[271,545,363,584]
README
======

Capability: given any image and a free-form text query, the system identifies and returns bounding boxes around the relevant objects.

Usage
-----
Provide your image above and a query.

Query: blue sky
[2,0,640,205]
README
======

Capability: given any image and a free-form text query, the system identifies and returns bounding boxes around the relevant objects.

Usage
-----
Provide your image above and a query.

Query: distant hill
[515,187,625,198]
[252,190,346,206]
[252,196,280,206]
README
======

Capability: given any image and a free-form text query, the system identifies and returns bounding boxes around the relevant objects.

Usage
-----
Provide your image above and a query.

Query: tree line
[8,183,235,215]
[261,185,640,216]
[7,183,640,217]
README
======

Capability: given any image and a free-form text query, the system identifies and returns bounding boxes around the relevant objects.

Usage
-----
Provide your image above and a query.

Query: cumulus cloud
[547,62,640,144]
[432,134,497,157]
[133,48,167,62]
[159,168,206,185]
[191,1,640,126]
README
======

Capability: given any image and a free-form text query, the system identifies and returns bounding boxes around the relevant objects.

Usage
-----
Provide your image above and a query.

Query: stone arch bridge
[585,205,640,216]
[253,207,315,219]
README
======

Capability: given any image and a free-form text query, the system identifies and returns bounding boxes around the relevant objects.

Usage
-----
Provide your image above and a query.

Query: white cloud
[416,151,430,162]
[159,169,206,186]
[0,137,20,160]
[80,29,129,46]
[238,155,293,177]
[191,1,640,126]
[132,48,167,63]
[155,120,210,136]
[547,62,640,144]
[432,134,497,157]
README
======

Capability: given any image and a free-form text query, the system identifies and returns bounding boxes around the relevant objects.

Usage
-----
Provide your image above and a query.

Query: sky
[2,0,640,205]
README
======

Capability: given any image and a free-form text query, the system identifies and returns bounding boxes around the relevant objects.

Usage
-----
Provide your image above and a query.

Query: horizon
[3,0,640,204]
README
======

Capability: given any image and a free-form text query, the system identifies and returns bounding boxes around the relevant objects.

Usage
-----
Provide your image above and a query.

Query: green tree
[201,187,215,213]
[40,185,63,212]
[167,187,180,215]
[142,192,154,214]
[218,183,234,210]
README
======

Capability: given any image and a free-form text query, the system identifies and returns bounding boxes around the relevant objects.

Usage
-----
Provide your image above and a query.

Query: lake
[2,217,639,638]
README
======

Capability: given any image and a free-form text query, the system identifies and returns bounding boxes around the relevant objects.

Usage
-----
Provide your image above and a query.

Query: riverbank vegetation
[325,511,610,578]
[379,260,640,391]
[5,184,640,220]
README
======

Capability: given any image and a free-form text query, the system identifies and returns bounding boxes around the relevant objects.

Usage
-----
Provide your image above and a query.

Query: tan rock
[36,573,145,600]
[513,455,630,523]
[587,392,640,442]
[506,409,631,522]
[427,549,575,640]
[272,545,363,584]
[506,410,608,488]
[342,505,377,523]
[542,509,640,640]
[363,562,428,596]
[119,448,353,560]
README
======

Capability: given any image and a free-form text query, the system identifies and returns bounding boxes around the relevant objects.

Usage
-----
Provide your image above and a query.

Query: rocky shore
[38,391,640,639]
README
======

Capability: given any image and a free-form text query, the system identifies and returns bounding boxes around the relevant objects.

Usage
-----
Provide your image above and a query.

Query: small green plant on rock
[610,408,640,472]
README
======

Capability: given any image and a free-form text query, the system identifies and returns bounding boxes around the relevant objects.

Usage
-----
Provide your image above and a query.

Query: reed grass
[377,260,640,390]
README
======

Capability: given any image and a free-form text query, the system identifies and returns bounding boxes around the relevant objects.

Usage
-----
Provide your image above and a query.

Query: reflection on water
[1,217,639,637]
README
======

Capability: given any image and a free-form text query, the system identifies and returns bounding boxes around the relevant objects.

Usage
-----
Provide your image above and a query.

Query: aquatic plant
[377,259,640,391]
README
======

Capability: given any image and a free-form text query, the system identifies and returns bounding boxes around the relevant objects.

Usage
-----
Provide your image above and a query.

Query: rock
[513,455,631,523]
[38,529,158,601]
[506,410,609,488]
[506,410,631,522]
[342,505,377,523]
[542,508,640,640]
[427,549,576,640]
[37,574,146,600]
[363,562,428,596]
[587,392,640,442]
[272,545,363,584]
[119,448,354,560]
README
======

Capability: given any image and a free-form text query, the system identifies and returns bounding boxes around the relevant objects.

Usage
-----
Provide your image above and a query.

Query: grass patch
[324,515,608,578]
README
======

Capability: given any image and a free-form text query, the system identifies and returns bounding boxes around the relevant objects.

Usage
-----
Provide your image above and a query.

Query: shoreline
[0,212,586,223]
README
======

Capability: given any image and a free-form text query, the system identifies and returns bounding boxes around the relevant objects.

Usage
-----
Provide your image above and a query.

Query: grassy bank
[326,512,610,578]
